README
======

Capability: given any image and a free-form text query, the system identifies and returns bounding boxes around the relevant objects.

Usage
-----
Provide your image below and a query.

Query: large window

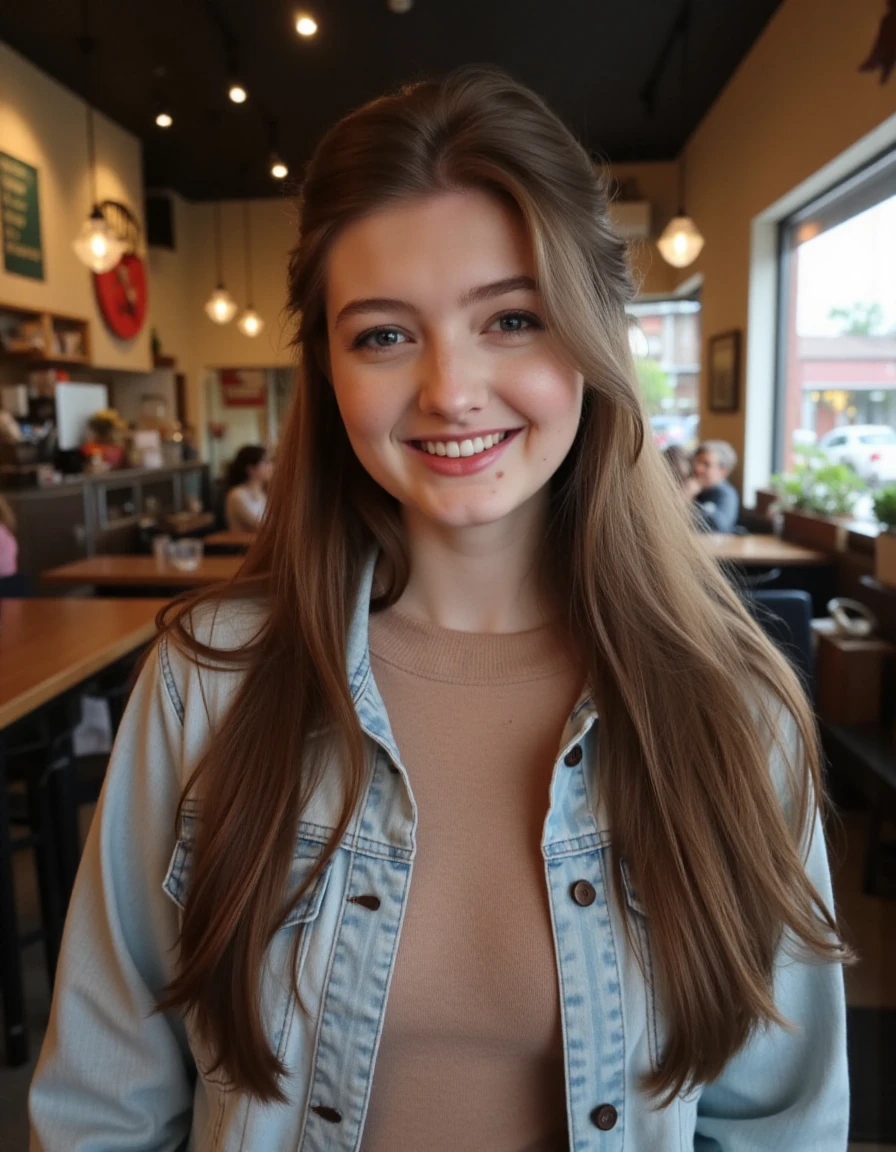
[627,297,702,449]
[776,151,896,479]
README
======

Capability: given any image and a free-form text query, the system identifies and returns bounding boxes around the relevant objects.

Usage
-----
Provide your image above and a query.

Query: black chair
[745,589,814,690]
[0,572,31,598]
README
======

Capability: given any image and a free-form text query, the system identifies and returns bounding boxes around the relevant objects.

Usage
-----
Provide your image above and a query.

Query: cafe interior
[0,0,895,1147]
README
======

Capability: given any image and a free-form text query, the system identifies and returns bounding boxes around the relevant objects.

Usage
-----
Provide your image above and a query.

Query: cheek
[510,364,583,438]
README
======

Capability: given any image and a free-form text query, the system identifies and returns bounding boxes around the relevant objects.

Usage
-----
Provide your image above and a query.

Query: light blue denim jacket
[30,554,849,1151]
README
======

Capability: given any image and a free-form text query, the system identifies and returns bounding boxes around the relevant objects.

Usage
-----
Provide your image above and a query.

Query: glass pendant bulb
[204,285,238,325]
[237,307,264,337]
[270,156,288,179]
[72,206,126,274]
[657,213,704,268]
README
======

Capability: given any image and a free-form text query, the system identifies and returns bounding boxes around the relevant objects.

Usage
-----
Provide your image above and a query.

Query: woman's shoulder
[157,596,270,726]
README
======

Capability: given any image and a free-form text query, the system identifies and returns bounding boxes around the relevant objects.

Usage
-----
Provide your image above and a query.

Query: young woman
[224,443,273,532]
[30,68,849,1151]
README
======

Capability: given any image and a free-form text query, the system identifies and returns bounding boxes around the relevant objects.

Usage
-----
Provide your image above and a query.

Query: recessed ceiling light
[296,13,318,36]
[155,111,173,128]
[229,83,248,104]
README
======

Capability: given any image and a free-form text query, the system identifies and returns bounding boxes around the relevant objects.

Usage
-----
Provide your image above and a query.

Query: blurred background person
[224,444,273,532]
[692,440,740,533]
[0,494,18,576]
[662,444,700,498]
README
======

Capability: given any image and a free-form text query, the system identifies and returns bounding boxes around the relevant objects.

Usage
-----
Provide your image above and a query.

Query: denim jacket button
[571,880,596,907]
[564,744,583,766]
[311,1105,343,1123]
[349,894,381,911]
[590,1104,618,1130]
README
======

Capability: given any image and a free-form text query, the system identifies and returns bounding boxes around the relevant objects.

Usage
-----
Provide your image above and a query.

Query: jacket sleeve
[693,721,849,1150]
[694,484,740,534]
[29,638,194,1152]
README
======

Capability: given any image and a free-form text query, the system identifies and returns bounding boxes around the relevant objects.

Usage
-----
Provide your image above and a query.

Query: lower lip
[406,429,521,476]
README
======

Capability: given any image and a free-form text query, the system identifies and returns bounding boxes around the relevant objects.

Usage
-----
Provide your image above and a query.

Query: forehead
[325,189,533,310]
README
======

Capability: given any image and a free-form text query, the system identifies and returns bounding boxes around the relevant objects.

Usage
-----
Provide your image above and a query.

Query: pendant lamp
[72,16,126,274]
[657,3,704,269]
[204,203,238,324]
[237,202,265,337]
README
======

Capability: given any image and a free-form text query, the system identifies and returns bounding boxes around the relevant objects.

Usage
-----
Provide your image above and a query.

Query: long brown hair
[158,66,846,1105]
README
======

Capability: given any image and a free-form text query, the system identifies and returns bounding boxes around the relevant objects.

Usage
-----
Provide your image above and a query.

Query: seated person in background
[662,444,701,498]
[224,444,273,532]
[0,495,18,576]
[692,440,740,533]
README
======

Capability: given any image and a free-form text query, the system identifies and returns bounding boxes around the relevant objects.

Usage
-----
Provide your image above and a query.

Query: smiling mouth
[409,430,518,459]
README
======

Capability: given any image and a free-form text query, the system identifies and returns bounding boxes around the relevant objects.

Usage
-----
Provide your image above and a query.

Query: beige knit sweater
[361,604,584,1152]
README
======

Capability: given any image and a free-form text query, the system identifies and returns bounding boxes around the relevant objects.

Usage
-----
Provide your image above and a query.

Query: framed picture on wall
[707,330,741,413]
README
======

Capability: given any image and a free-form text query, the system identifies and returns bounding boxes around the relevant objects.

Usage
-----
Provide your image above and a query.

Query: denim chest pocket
[162,811,333,1087]
[163,814,333,925]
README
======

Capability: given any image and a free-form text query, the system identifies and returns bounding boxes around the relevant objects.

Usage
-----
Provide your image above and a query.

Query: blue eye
[492,311,542,334]
[352,327,407,352]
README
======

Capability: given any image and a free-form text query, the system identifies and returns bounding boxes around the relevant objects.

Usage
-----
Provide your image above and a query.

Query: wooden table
[204,530,255,551]
[0,598,167,729]
[705,534,831,567]
[0,598,167,1066]
[42,553,243,590]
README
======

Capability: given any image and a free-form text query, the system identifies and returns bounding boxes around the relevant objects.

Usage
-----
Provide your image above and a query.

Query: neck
[246,478,264,496]
[393,493,554,633]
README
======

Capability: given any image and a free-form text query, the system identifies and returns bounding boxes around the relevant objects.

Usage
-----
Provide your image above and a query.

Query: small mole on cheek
[495,471,504,480]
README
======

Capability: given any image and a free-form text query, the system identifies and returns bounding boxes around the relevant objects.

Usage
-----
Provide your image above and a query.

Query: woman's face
[325,189,584,534]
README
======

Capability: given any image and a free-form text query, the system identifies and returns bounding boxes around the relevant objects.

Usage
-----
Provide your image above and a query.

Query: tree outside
[635,358,673,415]
[827,301,886,336]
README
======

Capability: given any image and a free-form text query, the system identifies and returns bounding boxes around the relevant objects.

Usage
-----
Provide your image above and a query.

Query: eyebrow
[333,275,538,328]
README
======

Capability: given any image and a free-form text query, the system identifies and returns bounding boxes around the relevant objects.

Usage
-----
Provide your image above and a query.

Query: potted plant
[872,484,896,588]
[770,447,866,551]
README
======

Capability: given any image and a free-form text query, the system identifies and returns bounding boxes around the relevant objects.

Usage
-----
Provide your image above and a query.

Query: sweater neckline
[368,603,577,686]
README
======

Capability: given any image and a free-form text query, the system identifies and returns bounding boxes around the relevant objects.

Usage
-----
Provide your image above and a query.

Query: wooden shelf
[0,300,92,367]
[152,354,177,369]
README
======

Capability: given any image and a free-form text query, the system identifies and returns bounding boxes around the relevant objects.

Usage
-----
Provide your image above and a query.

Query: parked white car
[817,424,896,484]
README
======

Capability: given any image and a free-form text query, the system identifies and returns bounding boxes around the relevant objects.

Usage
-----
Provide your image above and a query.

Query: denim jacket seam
[158,634,185,726]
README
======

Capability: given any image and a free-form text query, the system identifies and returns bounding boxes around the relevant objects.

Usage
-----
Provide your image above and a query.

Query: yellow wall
[0,41,150,371]
[610,161,681,298]
[682,0,896,469]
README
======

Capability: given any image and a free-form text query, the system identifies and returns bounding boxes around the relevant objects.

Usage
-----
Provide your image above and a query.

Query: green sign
[0,152,44,281]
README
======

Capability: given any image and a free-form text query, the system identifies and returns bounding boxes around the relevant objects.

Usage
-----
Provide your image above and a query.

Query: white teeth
[418,431,509,457]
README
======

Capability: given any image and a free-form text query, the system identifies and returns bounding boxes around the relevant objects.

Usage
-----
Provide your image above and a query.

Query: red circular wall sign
[93,253,148,340]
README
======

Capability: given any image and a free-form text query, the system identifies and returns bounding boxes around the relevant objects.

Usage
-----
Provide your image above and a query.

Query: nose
[416,342,488,422]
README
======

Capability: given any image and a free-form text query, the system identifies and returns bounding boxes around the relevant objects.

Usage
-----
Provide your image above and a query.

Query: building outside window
[776,150,896,477]
[627,297,701,449]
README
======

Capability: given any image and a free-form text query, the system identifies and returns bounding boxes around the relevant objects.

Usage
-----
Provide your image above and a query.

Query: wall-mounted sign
[95,253,148,340]
[0,152,44,281]
[220,369,267,408]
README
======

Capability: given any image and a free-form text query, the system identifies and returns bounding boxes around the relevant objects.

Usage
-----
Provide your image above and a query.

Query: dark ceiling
[0,0,785,202]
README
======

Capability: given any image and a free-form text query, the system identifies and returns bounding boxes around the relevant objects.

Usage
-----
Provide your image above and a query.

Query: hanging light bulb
[656,2,704,270]
[73,205,126,274]
[205,286,238,324]
[270,155,288,179]
[657,215,704,268]
[237,201,265,337]
[72,21,126,274]
[204,203,237,324]
[155,109,173,128]
[296,13,318,36]
[228,81,247,104]
[237,307,264,337]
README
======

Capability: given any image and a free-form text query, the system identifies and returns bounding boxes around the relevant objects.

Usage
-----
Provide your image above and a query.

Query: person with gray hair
[692,439,740,532]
